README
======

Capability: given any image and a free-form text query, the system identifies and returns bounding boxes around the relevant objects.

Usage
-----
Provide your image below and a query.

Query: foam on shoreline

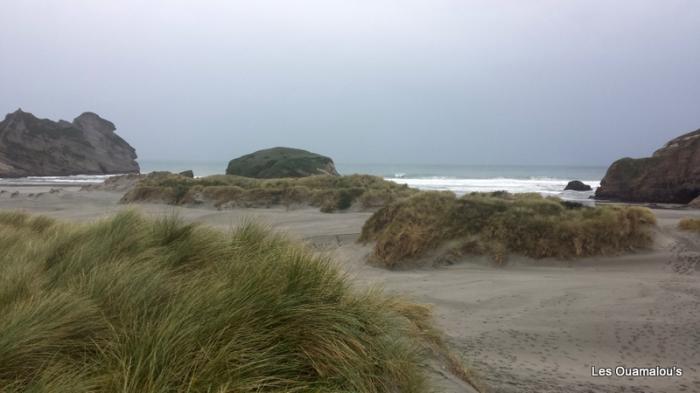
[386,176,601,200]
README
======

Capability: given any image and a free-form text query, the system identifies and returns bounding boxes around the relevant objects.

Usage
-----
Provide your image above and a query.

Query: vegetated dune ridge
[360,191,657,268]
[120,172,417,213]
[0,209,478,392]
[2,186,700,392]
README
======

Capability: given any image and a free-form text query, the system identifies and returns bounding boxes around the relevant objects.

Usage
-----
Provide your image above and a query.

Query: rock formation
[0,109,139,177]
[178,170,194,178]
[595,128,700,203]
[226,147,339,178]
[564,180,592,191]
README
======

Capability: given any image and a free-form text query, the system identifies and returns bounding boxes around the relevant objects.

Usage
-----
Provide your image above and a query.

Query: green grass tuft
[678,218,700,233]
[360,192,657,268]
[0,210,443,392]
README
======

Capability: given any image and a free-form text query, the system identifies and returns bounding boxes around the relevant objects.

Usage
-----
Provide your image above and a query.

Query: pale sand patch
[2,186,700,393]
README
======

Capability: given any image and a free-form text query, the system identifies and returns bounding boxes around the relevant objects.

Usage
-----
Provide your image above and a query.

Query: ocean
[0,161,606,201]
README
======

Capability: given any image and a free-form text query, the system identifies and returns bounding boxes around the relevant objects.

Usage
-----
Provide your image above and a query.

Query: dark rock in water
[226,147,339,178]
[178,170,194,178]
[0,109,139,178]
[596,128,700,203]
[564,180,592,191]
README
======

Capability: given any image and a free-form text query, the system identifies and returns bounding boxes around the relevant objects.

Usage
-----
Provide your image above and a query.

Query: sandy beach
[2,185,699,393]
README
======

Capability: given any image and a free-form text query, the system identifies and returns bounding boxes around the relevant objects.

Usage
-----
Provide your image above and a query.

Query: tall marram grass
[0,210,440,392]
[360,192,657,267]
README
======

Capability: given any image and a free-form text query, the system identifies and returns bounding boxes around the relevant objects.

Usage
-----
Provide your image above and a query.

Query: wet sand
[2,186,700,393]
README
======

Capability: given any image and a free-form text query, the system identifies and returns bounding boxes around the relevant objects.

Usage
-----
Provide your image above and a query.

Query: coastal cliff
[0,109,139,177]
[596,128,700,203]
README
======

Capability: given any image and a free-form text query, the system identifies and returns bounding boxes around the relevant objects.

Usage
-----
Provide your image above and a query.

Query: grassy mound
[360,192,657,268]
[678,218,700,233]
[0,210,443,392]
[121,172,417,212]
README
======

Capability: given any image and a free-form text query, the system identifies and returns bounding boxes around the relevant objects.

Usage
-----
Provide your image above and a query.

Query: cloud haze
[1,0,699,165]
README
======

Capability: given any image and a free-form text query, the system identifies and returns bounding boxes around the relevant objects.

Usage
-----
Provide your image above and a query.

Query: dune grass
[360,191,657,268]
[120,172,417,212]
[678,218,700,233]
[0,210,450,392]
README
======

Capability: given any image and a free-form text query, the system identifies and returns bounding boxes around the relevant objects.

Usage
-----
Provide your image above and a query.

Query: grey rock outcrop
[564,180,592,191]
[0,109,139,177]
[178,170,194,178]
[596,128,700,203]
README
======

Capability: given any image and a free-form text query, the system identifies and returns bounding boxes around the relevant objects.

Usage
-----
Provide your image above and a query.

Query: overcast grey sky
[1,0,699,165]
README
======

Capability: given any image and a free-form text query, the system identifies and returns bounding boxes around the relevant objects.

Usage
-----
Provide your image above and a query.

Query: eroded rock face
[226,147,340,178]
[595,128,700,203]
[564,180,592,191]
[0,109,139,177]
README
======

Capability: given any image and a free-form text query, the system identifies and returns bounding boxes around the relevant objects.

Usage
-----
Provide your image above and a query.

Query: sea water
[339,163,603,201]
[0,161,606,201]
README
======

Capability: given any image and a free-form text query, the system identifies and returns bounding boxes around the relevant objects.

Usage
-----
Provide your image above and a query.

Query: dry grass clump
[121,172,416,212]
[678,218,700,233]
[360,192,657,268]
[0,210,446,392]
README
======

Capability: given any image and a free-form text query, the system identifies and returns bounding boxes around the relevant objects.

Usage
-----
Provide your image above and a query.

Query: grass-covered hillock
[360,191,657,268]
[121,172,417,212]
[0,210,455,392]
[226,147,340,178]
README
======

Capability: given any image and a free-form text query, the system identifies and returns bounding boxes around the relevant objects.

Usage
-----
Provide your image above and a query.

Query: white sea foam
[385,177,600,201]
[0,174,121,185]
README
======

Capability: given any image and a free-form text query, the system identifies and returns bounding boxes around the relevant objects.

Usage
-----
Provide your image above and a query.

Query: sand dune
[2,186,699,393]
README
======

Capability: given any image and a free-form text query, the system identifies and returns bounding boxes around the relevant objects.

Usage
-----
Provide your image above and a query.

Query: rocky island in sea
[226,147,339,178]
[0,109,139,178]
